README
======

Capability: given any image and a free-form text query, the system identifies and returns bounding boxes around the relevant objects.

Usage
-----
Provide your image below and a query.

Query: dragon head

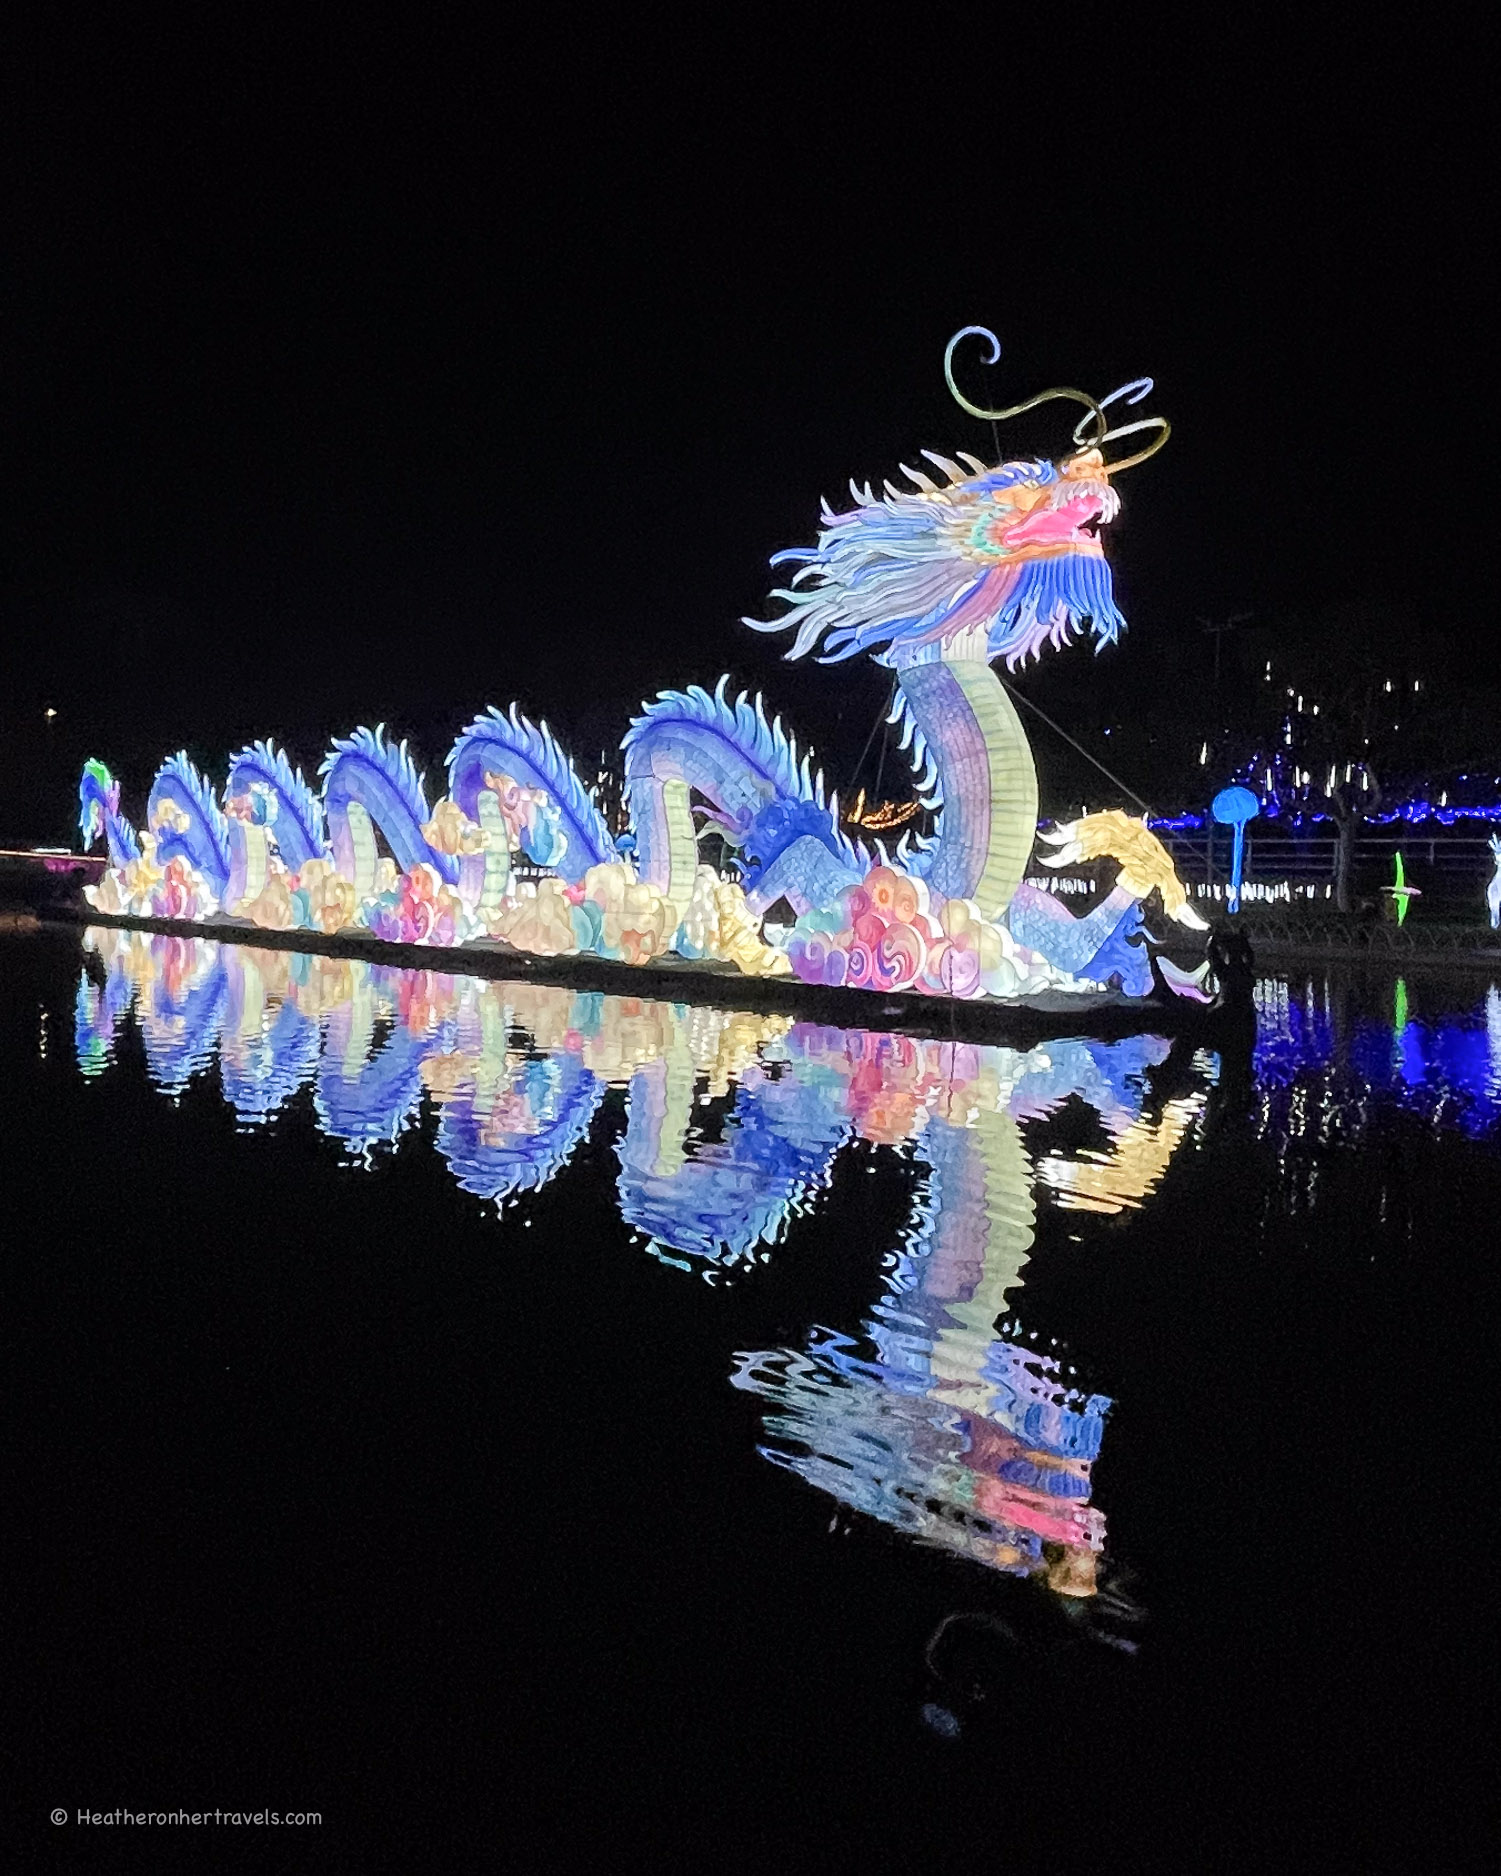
[746,328,1166,670]
[948,445,1118,562]
[1039,811,1208,930]
[738,797,846,893]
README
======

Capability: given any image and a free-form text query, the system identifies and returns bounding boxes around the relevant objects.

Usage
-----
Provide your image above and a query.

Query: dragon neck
[893,631,1037,918]
[625,777,697,913]
[225,822,272,914]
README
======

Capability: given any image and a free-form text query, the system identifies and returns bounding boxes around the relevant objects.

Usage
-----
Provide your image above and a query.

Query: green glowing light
[1387,851,1419,926]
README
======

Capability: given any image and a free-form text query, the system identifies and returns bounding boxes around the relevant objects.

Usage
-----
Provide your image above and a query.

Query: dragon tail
[78,758,141,867]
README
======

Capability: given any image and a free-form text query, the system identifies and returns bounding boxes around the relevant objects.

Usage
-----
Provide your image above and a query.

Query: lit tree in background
[1200,607,1495,912]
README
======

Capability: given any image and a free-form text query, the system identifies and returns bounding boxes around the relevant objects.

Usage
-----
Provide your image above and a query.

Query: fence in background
[1152,827,1498,908]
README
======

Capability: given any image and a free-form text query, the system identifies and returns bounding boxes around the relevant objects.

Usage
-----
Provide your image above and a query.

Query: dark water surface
[12,929,1493,1864]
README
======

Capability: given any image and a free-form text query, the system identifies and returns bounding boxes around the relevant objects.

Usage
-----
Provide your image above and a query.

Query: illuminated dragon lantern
[747,330,1163,905]
[736,328,1205,994]
[79,329,1207,1003]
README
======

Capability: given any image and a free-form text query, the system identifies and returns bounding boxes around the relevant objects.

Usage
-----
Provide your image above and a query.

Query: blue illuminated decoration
[225,740,329,872]
[314,971,453,1156]
[437,1050,604,1204]
[1150,796,1501,837]
[1212,786,1259,913]
[449,705,613,883]
[616,1042,851,1267]
[137,936,228,1095]
[321,725,461,895]
[148,753,232,912]
[73,927,137,1075]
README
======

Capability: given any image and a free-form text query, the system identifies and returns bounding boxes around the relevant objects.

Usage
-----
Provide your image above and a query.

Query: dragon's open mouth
[999,488,1109,557]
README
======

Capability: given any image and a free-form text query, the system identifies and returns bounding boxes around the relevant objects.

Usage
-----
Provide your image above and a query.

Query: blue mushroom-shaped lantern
[1212,786,1259,914]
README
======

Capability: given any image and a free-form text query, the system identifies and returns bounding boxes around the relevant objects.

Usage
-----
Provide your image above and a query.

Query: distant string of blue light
[1149,799,1501,834]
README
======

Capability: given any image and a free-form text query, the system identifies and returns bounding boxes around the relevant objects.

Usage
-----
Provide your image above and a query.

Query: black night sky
[2,18,1490,840]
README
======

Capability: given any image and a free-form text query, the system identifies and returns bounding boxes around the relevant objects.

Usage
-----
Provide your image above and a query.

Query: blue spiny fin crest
[226,738,328,854]
[319,724,433,824]
[884,687,944,871]
[151,751,231,862]
[447,705,614,862]
[623,676,877,874]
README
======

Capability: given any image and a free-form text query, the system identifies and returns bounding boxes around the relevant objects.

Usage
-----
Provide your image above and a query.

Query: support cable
[1000,677,1213,871]
[847,678,898,801]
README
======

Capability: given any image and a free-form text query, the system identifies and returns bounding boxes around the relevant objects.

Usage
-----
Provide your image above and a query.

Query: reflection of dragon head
[1039,811,1208,930]
[746,328,1167,671]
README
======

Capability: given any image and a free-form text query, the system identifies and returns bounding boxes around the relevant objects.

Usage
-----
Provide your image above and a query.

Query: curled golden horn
[944,326,1106,441]
[1072,377,1171,473]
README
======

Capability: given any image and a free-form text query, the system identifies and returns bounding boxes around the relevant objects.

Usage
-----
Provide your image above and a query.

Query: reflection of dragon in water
[78,330,1207,1004]
[79,930,1214,1599]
